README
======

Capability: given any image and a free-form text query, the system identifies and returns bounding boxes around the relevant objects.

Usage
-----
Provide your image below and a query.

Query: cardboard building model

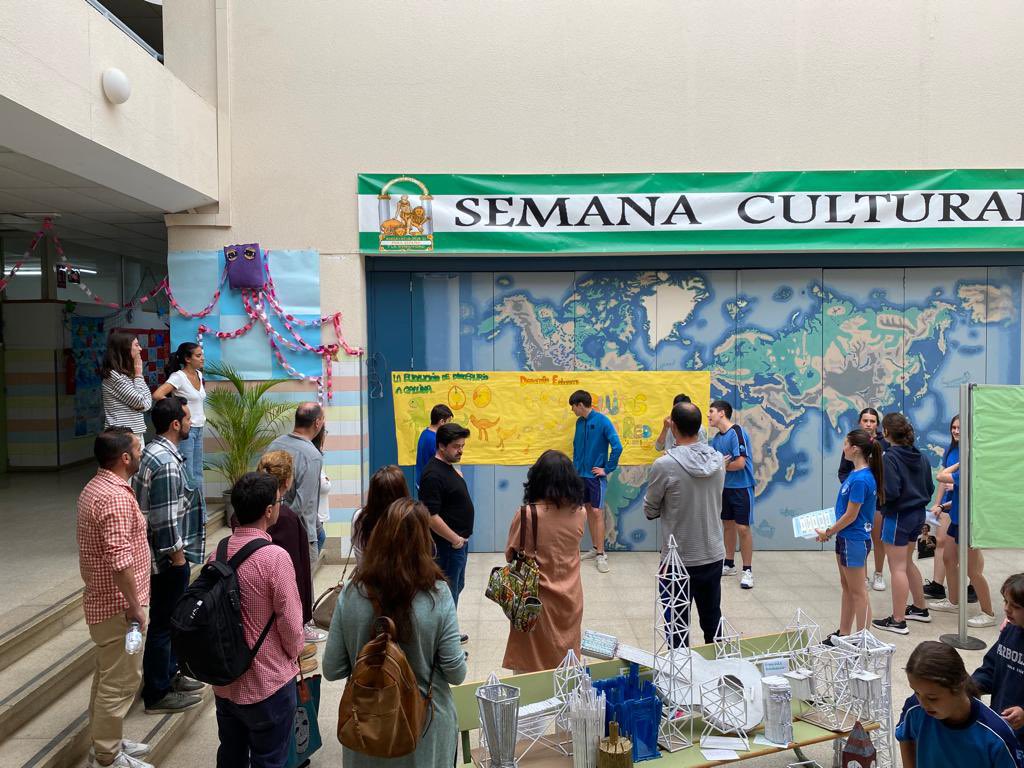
[841,720,877,768]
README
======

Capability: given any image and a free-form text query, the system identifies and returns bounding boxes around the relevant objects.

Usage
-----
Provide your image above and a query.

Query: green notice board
[972,386,1024,548]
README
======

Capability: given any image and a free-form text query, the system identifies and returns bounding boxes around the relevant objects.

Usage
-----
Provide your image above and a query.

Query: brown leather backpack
[337,616,434,758]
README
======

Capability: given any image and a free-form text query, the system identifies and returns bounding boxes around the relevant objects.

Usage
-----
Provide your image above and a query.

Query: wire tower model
[834,629,896,768]
[700,675,751,752]
[799,642,861,732]
[714,616,743,659]
[653,534,695,751]
[554,649,589,732]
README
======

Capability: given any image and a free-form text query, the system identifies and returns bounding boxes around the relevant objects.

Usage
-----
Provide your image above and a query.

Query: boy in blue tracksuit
[569,390,622,574]
[708,399,756,590]
[414,403,453,492]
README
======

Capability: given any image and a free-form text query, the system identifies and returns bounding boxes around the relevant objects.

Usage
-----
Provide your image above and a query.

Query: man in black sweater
[418,423,474,643]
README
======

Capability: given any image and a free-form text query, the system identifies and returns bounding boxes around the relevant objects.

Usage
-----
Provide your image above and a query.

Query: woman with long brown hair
[101,331,152,444]
[323,498,467,767]
[503,449,586,673]
[873,413,933,635]
[816,428,884,641]
[349,464,409,567]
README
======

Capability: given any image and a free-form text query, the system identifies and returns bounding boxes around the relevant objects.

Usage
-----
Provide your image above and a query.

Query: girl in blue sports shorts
[874,412,934,635]
[934,458,997,626]
[816,428,884,641]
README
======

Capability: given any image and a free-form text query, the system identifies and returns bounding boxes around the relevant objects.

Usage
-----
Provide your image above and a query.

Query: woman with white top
[154,342,207,492]
[313,425,330,554]
[101,332,152,445]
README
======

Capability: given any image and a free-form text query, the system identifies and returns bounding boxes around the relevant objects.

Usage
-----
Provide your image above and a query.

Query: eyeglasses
[275,497,284,505]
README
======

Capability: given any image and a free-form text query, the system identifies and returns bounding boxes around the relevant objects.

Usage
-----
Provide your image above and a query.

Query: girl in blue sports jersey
[925,415,960,600]
[898,641,1024,768]
[816,428,884,640]
[933,457,997,626]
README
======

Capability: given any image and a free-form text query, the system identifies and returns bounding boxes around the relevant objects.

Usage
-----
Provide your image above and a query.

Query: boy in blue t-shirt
[708,400,756,589]
[415,404,453,492]
[569,390,622,575]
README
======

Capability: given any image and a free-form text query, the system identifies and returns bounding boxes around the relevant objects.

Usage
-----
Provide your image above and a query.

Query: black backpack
[170,538,276,686]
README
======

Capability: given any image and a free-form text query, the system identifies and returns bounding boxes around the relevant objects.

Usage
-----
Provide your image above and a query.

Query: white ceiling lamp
[101,68,132,104]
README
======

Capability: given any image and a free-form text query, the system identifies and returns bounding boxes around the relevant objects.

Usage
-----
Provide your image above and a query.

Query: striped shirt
[102,371,152,435]
[77,470,152,624]
[211,528,304,705]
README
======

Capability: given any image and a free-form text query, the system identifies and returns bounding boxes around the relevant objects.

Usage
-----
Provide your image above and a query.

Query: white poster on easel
[792,508,836,539]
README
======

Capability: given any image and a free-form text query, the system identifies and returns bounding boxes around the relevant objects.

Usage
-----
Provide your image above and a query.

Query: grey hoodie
[644,441,726,566]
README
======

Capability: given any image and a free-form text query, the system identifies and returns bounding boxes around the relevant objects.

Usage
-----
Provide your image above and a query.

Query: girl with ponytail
[816,428,884,640]
[873,412,933,635]
[153,342,207,492]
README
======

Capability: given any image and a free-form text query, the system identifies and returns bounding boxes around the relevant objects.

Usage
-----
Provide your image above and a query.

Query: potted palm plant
[204,362,294,518]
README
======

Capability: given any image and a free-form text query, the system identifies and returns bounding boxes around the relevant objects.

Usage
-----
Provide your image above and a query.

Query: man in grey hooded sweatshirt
[644,401,726,647]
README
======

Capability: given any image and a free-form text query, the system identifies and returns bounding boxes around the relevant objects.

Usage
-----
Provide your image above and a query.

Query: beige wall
[0,0,218,207]
[163,0,219,105]
[165,0,1024,349]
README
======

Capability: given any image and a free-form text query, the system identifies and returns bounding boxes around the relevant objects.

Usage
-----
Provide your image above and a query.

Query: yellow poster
[392,370,711,466]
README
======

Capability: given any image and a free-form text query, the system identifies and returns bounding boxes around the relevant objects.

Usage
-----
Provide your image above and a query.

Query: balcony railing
[83,0,163,63]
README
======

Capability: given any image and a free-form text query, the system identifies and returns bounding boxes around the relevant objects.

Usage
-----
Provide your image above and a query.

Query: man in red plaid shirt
[77,428,152,768]
[213,472,305,768]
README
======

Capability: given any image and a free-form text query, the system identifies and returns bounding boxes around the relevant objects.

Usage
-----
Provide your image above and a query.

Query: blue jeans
[142,563,190,706]
[316,524,325,554]
[215,681,296,768]
[434,537,469,607]
[180,425,204,494]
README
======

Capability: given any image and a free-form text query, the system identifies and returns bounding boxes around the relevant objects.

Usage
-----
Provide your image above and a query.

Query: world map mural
[409,267,1023,552]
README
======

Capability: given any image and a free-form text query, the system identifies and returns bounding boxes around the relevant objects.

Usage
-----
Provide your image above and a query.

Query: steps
[0,507,230,768]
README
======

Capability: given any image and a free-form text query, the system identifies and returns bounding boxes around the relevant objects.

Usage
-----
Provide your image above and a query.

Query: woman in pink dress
[503,450,586,673]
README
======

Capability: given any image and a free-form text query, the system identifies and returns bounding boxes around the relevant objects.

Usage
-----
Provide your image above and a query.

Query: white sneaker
[304,624,328,643]
[740,570,754,589]
[929,598,959,613]
[967,612,997,628]
[89,751,154,768]
[595,554,610,573]
[89,741,150,761]
[581,548,599,561]
[871,572,887,591]
[722,564,738,576]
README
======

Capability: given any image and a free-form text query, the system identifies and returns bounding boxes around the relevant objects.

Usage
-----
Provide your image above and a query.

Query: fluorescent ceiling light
[14,268,98,276]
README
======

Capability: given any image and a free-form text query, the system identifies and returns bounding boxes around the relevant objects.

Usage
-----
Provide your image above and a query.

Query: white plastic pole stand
[940,383,986,651]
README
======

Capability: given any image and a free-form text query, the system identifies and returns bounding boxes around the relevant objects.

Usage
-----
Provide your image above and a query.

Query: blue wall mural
[385,267,1023,552]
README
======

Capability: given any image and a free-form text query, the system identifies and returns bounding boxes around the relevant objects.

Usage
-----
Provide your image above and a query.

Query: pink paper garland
[28,220,356,404]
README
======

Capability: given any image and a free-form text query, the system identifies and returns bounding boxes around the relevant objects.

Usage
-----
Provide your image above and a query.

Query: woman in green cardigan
[323,497,468,766]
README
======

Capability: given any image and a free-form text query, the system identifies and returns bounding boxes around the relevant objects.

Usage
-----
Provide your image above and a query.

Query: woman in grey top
[324,497,467,767]
[101,332,152,443]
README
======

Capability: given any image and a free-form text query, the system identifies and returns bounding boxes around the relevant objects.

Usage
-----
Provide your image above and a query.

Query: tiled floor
[9,467,1013,764]
[0,465,95,636]
[163,548,1022,767]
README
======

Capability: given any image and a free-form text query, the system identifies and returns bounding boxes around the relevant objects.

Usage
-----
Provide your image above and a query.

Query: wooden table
[451,631,878,766]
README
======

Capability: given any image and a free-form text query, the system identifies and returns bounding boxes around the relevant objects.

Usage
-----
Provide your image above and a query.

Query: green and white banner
[357,170,1024,254]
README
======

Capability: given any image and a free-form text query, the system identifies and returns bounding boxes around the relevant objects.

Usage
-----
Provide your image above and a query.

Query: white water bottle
[125,622,143,655]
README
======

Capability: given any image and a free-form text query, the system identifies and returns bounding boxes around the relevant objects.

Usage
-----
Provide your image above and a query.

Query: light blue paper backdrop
[168,249,321,380]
